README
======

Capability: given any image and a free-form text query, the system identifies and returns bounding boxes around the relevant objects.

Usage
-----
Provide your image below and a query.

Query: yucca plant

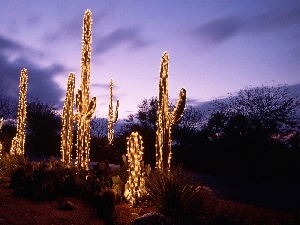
[145,166,204,225]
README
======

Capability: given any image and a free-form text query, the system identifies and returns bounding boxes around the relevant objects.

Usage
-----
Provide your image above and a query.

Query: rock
[132,213,165,225]
[58,198,75,210]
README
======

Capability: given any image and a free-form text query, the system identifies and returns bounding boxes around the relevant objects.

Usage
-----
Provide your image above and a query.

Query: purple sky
[0,1,299,119]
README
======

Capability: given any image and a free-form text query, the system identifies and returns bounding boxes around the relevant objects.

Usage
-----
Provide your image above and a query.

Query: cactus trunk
[155,52,186,173]
[61,72,75,163]
[10,68,28,156]
[74,10,96,169]
[108,79,119,145]
[125,132,145,206]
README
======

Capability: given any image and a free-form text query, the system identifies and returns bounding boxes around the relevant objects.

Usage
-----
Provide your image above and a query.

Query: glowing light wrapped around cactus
[108,79,119,145]
[125,132,145,205]
[60,73,75,163]
[10,68,28,156]
[155,52,186,173]
[0,143,2,160]
[74,10,96,169]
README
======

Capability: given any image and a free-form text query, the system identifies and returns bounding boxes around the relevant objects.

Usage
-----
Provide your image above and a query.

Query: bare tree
[210,84,300,139]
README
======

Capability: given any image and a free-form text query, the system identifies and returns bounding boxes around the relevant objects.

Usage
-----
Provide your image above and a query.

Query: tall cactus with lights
[108,79,119,145]
[74,10,96,169]
[10,68,28,156]
[155,52,186,173]
[60,73,75,163]
[125,132,145,205]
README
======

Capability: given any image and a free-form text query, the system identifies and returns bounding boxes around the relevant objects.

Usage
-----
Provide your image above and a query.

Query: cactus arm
[113,99,119,123]
[171,88,186,124]
[86,97,96,120]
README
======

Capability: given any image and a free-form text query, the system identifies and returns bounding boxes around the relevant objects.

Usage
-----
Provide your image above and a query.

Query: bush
[145,166,207,225]
[10,157,86,200]
[0,154,26,178]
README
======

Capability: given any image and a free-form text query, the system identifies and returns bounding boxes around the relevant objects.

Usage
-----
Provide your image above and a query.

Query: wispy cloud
[192,15,242,43]
[0,35,65,106]
[191,7,300,44]
[94,26,153,54]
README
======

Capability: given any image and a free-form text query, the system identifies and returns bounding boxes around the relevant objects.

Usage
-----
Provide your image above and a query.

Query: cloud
[192,15,242,43]
[94,26,153,54]
[0,36,23,51]
[91,83,110,89]
[191,6,300,44]
[0,35,65,107]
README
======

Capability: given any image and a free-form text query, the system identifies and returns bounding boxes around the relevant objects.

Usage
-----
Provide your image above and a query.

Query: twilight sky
[0,1,299,119]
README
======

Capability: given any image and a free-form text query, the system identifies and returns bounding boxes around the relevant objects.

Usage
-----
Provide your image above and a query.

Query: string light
[108,79,119,145]
[0,143,2,160]
[74,9,96,169]
[60,73,75,163]
[155,52,186,173]
[125,132,145,206]
[10,68,28,156]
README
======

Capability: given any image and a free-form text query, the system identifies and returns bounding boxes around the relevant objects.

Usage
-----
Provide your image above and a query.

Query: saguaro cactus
[0,143,2,160]
[125,132,145,205]
[10,68,28,156]
[60,73,75,163]
[74,10,96,169]
[108,79,119,145]
[155,52,186,173]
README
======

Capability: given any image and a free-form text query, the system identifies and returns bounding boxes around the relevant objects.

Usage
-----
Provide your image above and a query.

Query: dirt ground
[0,176,297,225]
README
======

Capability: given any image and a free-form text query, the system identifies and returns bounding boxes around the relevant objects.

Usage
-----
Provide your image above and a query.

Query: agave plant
[145,166,205,225]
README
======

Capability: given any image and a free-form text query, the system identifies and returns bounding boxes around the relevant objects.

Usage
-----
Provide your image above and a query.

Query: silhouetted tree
[90,117,108,138]
[201,85,300,181]
[0,80,15,118]
[25,100,61,156]
[210,85,300,139]
[0,120,17,154]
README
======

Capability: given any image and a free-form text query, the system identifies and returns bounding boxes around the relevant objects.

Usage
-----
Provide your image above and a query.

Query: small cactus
[124,132,145,205]
[108,79,119,145]
[10,68,28,156]
[155,52,186,173]
[60,73,75,163]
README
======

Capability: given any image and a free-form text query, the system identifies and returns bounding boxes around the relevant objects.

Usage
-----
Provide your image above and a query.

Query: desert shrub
[145,166,206,225]
[10,157,86,200]
[0,154,26,178]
